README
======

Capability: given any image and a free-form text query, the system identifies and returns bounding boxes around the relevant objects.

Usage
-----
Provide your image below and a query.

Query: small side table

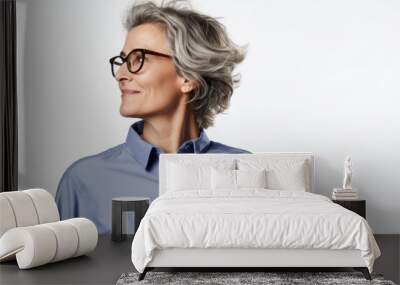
[112,197,150,242]
[332,199,366,219]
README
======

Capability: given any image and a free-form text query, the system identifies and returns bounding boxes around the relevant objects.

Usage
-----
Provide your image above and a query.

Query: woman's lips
[121,90,141,96]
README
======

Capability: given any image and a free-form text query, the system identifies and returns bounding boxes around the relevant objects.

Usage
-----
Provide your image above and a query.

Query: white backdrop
[16,0,400,233]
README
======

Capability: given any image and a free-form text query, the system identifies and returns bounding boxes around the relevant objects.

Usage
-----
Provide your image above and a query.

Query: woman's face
[116,23,187,118]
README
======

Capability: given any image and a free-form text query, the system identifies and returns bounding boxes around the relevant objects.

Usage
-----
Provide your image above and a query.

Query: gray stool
[111,197,149,242]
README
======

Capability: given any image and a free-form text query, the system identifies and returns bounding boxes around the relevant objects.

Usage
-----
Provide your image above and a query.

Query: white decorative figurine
[342,156,353,190]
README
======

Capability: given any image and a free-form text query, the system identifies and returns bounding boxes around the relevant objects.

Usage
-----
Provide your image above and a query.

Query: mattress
[131,189,381,273]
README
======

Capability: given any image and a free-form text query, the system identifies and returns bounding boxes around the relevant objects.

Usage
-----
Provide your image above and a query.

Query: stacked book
[332,188,359,200]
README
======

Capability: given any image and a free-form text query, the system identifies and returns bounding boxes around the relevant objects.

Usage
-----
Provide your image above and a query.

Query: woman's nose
[115,62,131,81]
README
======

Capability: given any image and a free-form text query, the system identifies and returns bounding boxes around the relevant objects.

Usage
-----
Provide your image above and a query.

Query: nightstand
[332,199,366,219]
[112,197,150,242]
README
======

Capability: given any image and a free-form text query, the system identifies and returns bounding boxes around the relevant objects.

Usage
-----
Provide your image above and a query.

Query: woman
[55,0,250,234]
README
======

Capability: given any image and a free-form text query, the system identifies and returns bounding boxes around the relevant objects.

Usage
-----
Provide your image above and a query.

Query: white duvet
[131,190,380,273]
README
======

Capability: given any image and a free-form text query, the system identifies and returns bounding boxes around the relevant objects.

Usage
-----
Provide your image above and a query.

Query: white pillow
[211,168,236,190]
[237,159,309,191]
[211,168,268,190]
[167,162,210,191]
[237,169,267,188]
[166,160,236,191]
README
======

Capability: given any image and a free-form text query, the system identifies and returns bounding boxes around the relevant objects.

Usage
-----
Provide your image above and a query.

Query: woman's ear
[180,78,198,94]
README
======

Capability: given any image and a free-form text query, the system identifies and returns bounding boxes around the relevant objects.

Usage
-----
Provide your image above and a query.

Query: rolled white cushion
[0,196,17,237]
[0,218,98,269]
[24,188,60,224]
[0,191,39,227]
[64,218,98,257]
[0,226,57,269]
[0,189,60,238]
[42,221,79,262]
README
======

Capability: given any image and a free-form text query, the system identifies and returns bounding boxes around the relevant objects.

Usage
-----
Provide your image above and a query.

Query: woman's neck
[141,106,200,153]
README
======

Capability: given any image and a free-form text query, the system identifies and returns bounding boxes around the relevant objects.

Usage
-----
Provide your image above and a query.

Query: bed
[130,153,381,281]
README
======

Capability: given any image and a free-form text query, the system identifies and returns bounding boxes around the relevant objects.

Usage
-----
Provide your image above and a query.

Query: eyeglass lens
[112,50,143,76]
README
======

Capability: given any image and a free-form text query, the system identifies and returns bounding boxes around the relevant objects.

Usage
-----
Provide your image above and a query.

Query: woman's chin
[119,106,142,118]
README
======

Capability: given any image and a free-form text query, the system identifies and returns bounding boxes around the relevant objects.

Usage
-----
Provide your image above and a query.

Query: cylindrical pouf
[64,218,98,257]
[0,196,17,237]
[24,188,60,224]
[42,221,79,262]
[0,225,57,269]
[0,191,39,228]
[0,218,98,269]
[0,189,59,238]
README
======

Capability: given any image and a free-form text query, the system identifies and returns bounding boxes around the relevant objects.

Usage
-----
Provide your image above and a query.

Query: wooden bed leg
[354,267,372,280]
[138,268,148,281]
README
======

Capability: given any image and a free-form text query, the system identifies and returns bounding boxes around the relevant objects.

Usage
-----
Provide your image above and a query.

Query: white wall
[16,0,400,233]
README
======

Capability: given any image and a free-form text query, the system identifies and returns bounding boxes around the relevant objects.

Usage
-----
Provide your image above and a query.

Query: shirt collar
[125,120,211,170]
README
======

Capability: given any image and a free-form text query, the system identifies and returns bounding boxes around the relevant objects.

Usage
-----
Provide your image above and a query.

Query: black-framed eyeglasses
[109,48,173,77]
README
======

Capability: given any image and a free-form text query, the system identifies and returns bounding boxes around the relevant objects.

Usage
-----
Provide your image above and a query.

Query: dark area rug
[116,271,397,285]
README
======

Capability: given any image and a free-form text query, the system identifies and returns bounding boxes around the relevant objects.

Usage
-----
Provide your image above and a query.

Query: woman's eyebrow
[120,51,126,57]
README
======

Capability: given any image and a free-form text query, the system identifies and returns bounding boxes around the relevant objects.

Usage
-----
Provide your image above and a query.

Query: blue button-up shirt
[55,120,250,234]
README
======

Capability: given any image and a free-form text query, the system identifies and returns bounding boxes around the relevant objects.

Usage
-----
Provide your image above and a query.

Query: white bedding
[131,190,380,273]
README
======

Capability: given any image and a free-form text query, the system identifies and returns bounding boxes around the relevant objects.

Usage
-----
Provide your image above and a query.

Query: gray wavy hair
[123,0,247,129]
